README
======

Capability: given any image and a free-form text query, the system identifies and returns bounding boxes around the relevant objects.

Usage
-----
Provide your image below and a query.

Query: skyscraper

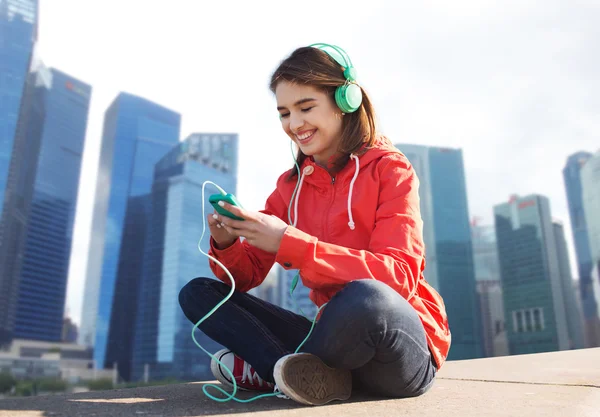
[494,195,570,354]
[581,151,600,267]
[132,133,238,382]
[79,93,180,381]
[0,0,39,346]
[552,221,585,349]
[11,67,91,342]
[471,221,508,357]
[591,264,600,345]
[394,144,482,360]
[563,151,598,346]
[581,150,600,346]
[0,0,38,217]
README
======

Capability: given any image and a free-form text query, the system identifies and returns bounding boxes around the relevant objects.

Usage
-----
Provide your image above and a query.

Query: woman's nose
[289,113,304,132]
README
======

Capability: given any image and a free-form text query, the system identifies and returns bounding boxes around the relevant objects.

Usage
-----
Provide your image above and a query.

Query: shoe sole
[273,353,352,406]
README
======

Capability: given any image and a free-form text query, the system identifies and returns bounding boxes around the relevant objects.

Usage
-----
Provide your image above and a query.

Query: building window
[533,308,541,331]
[513,307,544,333]
[534,307,545,330]
[524,309,532,332]
[515,311,523,332]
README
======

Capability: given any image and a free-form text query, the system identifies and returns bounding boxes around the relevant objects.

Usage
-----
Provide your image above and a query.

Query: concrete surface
[436,345,600,387]
[0,348,598,417]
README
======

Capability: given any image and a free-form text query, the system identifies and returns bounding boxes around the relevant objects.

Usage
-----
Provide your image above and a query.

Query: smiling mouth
[295,130,316,143]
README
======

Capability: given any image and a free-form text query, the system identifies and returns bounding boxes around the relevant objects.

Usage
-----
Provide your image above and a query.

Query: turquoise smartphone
[208,193,245,221]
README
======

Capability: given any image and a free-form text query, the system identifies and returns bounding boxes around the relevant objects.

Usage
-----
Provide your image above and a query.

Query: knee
[343,279,399,306]
[334,279,412,323]
[178,277,214,311]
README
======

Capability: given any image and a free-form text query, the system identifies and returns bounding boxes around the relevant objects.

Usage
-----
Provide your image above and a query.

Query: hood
[356,134,403,166]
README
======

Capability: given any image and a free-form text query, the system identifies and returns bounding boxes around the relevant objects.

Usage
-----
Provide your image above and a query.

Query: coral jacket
[208,136,451,369]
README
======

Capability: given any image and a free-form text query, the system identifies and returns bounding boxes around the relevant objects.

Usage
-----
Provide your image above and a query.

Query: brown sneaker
[273,353,352,405]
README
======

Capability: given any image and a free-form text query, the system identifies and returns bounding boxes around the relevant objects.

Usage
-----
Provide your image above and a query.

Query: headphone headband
[308,43,353,69]
[308,42,362,113]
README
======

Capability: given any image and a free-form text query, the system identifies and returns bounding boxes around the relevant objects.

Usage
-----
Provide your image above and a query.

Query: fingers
[217,201,257,221]
[217,214,246,231]
[210,213,231,230]
[207,212,218,226]
[213,214,253,240]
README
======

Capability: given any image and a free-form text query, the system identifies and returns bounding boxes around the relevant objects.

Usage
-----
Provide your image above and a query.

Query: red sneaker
[210,349,274,392]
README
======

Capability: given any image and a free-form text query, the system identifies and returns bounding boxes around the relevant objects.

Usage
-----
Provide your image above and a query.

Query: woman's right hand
[207,211,237,249]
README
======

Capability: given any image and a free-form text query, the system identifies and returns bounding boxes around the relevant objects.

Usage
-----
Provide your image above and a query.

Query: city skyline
[21,0,600,328]
[2,0,599,390]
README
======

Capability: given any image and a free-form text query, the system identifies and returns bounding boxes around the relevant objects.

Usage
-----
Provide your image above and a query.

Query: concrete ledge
[1,348,598,417]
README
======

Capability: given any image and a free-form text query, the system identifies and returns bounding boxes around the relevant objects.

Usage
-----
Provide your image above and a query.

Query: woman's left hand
[213,201,289,254]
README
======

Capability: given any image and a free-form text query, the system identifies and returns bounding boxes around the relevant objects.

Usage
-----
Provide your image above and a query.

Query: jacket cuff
[276,226,316,270]
[209,237,242,261]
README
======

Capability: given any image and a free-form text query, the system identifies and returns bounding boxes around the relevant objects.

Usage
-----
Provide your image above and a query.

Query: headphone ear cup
[335,83,362,113]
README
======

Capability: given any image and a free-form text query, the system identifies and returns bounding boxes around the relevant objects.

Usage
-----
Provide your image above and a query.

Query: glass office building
[12,68,91,342]
[0,0,38,346]
[581,151,600,268]
[471,223,508,357]
[563,153,596,321]
[0,0,38,217]
[394,144,482,360]
[79,93,180,381]
[132,133,238,382]
[581,151,600,346]
[552,221,585,349]
[494,195,570,354]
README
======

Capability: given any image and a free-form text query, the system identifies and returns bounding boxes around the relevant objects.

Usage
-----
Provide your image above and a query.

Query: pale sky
[36,0,599,325]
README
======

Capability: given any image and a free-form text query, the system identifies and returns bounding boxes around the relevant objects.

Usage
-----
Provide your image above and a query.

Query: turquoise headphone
[309,43,363,113]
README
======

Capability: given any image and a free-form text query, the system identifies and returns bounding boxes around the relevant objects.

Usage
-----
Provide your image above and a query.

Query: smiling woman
[276,86,343,170]
[178,43,450,407]
[271,45,377,178]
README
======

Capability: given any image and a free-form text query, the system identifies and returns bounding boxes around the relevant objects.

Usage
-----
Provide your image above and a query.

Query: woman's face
[275,81,344,168]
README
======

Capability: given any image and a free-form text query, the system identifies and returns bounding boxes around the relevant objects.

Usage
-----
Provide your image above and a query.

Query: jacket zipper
[324,175,336,240]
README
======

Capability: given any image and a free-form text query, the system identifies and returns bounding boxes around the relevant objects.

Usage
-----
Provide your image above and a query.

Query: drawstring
[347,154,359,230]
[292,170,306,227]
[289,167,308,227]
[291,155,360,231]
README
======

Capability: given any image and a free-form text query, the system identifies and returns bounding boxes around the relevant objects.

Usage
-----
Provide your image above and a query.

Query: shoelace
[274,384,289,399]
[241,359,288,399]
[241,360,269,388]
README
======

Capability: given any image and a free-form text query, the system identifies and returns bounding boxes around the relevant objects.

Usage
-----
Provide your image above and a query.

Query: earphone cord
[192,142,325,402]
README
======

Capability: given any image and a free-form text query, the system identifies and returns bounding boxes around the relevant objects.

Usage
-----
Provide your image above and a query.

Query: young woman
[178,43,450,406]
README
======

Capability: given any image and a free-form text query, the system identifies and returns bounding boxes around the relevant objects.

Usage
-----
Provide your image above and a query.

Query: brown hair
[269,46,378,179]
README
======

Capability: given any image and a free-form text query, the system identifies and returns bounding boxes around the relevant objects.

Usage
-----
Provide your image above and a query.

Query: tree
[0,373,16,394]
[87,379,113,391]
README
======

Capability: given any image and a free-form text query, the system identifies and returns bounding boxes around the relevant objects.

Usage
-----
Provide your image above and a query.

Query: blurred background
[0,0,598,397]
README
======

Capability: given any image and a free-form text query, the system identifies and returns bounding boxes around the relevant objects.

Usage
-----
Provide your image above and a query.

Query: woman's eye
[279,113,289,119]
[301,107,314,113]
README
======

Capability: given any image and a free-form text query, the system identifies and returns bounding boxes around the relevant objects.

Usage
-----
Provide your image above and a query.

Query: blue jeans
[178,277,437,398]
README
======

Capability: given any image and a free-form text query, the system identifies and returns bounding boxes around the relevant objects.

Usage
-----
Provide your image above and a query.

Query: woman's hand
[213,201,289,253]
[207,210,237,250]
